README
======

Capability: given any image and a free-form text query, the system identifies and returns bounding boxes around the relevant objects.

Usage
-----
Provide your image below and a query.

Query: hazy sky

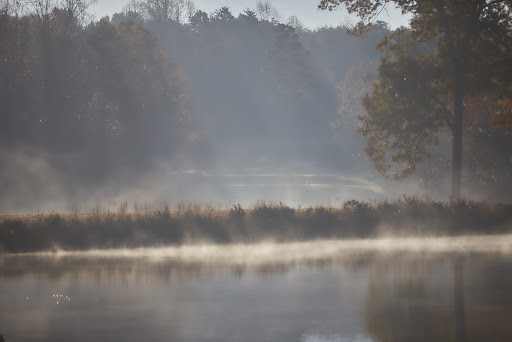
[90,0,410,29]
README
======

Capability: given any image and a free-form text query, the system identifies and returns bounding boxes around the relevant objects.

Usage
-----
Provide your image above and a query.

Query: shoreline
[1,199,512,254]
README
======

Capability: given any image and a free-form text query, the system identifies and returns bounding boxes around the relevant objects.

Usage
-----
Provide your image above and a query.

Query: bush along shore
[1,199,512,253]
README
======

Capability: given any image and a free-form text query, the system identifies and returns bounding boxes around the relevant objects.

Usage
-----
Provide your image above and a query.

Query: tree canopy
[0,0,191,180]
[320,0,512,199]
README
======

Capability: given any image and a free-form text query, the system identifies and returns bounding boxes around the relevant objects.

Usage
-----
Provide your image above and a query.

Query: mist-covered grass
[1,198,512,253]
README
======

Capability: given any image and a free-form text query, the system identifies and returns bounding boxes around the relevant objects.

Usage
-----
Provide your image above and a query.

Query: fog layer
[1,1,510,213]
[18,234,512,265]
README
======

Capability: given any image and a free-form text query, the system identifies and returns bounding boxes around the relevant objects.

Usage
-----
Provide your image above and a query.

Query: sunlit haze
[1,1,511,340]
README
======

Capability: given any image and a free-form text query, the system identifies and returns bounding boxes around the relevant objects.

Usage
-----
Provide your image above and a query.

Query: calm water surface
[1,238,512,342]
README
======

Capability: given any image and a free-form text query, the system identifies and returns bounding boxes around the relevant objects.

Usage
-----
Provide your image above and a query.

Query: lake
[1,237,512,342]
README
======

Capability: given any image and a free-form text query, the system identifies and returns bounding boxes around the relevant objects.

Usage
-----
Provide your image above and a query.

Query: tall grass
[1,198,512,253]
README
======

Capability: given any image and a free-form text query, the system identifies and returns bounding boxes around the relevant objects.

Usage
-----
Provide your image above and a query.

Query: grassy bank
[1,199,512,253]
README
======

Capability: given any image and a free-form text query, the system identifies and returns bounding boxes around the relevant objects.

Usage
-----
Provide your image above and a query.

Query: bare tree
[27,0,95,29]
[1,0,27,15]
[61,0,96,25]
[142,0,195,24]
[255,0,280,22]
[286,15,305,32]
[173,0,194,24]
[123,0,143,13]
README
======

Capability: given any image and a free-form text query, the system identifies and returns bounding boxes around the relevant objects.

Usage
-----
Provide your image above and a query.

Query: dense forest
[1,0,511,212]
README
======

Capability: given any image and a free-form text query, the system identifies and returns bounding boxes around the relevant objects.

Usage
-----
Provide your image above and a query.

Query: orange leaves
[490,104,512,134]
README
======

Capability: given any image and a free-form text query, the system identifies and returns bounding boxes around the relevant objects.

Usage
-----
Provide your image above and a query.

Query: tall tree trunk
[451,69,464,200]
[436,0,466,200]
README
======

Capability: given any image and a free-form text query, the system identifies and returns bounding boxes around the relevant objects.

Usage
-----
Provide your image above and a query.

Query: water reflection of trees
[365,254,512,342]
[0,251,377,284]
[3,251,512,342]
[0,255,338,283]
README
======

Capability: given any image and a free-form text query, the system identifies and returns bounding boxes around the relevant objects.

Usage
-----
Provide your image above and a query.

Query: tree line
[0,0,387,187]
[0,0,194,182]
[1,0,511,201]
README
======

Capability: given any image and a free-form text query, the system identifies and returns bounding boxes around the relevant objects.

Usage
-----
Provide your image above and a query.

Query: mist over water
[0,148,398,213]
[0,156,387,213]
[15,234,512,265]
[2,239,512,342]
[1,151,428,213]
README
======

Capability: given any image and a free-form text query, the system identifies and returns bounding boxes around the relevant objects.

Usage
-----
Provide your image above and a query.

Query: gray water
[1,237,512,342]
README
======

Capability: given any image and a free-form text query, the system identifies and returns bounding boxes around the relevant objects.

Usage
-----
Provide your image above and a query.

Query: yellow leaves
[462,93,512,135]
[356,53,450,180]
[491,109,512,134]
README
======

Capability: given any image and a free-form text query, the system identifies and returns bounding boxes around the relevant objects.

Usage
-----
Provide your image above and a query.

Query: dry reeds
[1,199,511,253]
